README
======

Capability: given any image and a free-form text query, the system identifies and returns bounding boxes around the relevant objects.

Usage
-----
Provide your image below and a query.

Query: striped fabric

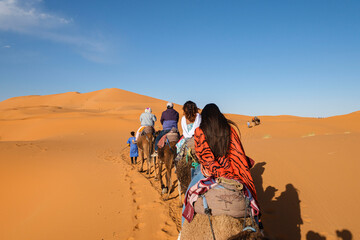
[194,127,257,202]
[182,177,218,223]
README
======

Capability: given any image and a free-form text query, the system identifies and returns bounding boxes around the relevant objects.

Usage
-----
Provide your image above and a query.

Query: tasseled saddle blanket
[157,128,179,149]
[182,177,260,223]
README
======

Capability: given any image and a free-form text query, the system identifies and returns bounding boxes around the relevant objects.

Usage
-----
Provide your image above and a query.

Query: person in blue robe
[127,131,139,164]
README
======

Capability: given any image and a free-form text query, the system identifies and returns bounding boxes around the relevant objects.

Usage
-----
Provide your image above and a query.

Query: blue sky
[0,0,359,117]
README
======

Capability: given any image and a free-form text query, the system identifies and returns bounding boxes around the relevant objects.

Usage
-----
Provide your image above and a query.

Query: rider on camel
[181,103,259,225]
[152,102,179,157]
[135,107,157,141]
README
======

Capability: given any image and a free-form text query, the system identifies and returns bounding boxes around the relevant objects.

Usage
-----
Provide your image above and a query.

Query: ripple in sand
[263,134,271,139]
[302,132,315,138]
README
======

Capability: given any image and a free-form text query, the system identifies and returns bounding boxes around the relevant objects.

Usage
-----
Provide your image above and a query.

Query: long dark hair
[183,101,198,122]
[200,103,240,158]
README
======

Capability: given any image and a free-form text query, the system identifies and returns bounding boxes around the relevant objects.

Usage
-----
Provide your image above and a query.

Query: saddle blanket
[157,129,179,149]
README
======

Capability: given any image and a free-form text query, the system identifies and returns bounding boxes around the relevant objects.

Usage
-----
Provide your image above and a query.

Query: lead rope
[185,146,199,169]
[242,197,257,232]
[165,138,176,155]
[243,197,248,230]
[202,196,216,240]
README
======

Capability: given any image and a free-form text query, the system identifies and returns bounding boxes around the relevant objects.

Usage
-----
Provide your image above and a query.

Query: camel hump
[142,126,154,135]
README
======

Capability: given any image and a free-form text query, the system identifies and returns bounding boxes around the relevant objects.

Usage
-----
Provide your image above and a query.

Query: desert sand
[0,88,358,240]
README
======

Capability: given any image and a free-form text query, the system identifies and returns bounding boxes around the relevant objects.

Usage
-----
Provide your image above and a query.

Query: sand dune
[0,88,358,240]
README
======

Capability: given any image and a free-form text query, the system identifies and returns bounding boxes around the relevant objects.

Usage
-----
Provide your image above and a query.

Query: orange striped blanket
[194,127,257,202]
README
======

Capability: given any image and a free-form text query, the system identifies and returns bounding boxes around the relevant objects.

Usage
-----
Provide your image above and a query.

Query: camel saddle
[174,137,196,164]
[157,128,179,149]
[166,131,180,143]
[194,178,247,218]
[141,126,154,135]
[185,137,195,153]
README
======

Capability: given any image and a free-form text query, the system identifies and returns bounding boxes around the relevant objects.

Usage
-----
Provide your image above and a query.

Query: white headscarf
[181,113,201,139]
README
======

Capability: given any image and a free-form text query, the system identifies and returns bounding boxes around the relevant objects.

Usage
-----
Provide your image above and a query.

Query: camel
[181,214,264,240]
[174,137,197,206]
[136,126,157,179]
[156,129,179,199]
[252,116,260,126]
[157,141,177,199]
[180,194,264,240]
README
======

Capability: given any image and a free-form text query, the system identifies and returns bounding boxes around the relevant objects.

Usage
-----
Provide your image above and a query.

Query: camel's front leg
[153,156,158,180]
[146,157,150,177]
[166,168,172,200]
[158,159,167,194]
[177,180,183,207]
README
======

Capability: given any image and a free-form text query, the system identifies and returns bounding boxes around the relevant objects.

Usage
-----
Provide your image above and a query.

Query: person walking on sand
[127,131,139,164]
[152,102,179,157]
[135,107,157,141]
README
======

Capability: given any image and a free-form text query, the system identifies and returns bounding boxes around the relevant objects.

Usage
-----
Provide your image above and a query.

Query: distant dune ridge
[0,88,359,240]
[0,88,182,141]
[0,88,177,116]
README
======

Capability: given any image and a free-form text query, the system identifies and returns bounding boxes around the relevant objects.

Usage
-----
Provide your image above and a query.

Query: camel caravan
[128,102,265,240]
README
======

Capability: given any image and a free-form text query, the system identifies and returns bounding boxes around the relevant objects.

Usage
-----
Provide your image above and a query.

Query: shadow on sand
[306,229,353,240]
[251,162,302,240]
[252,162,354,240]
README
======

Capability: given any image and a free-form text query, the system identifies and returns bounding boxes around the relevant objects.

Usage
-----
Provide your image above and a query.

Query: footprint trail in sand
[102,147,178,240]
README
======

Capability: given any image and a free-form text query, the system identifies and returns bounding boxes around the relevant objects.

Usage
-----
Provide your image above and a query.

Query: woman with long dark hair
[182,103,259,224]
[194,103,256,196]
